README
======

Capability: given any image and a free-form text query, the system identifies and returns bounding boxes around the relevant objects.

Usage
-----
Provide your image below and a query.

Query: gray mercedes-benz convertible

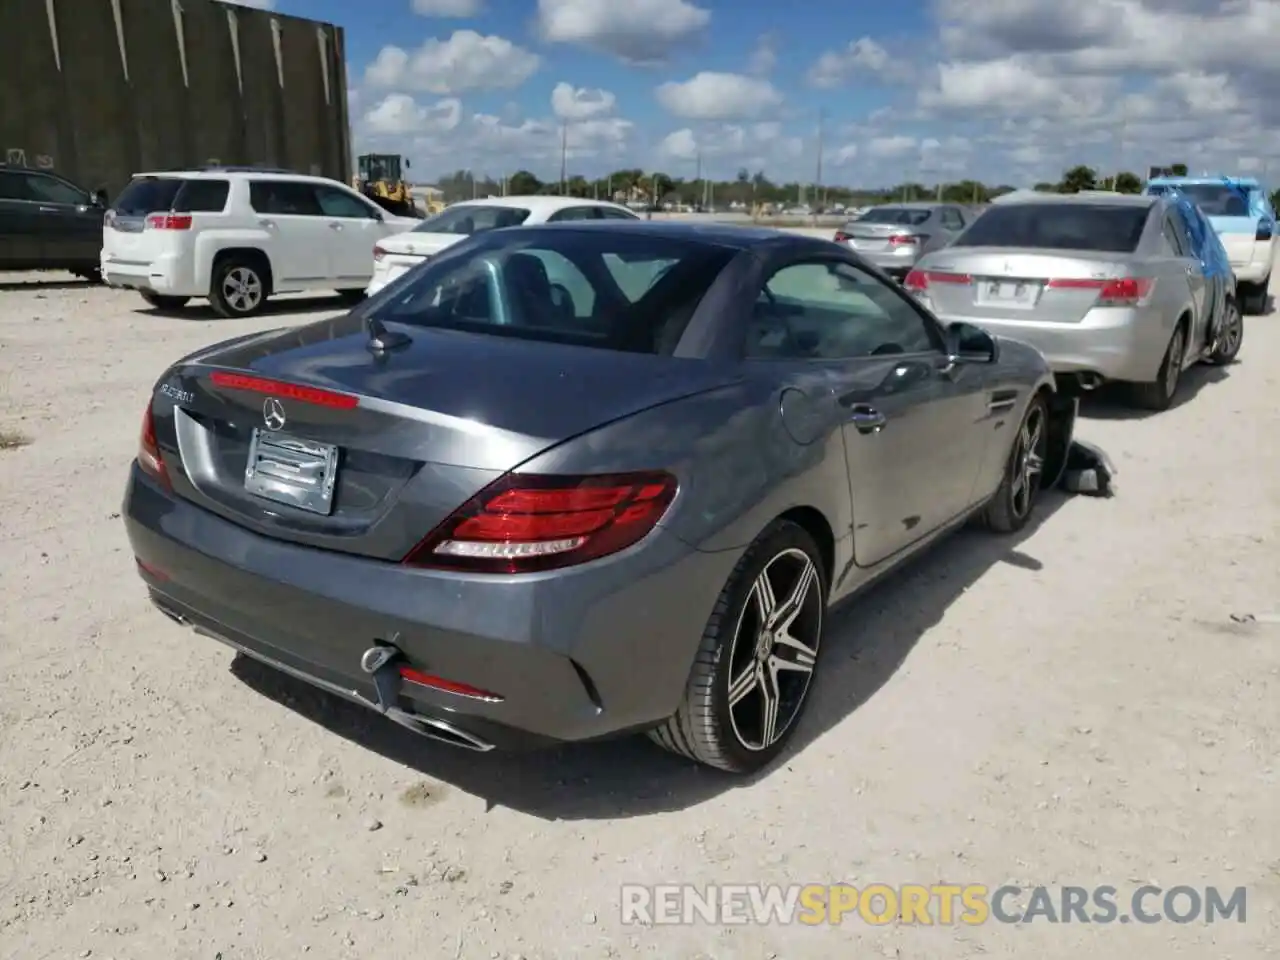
[123,221,1076,774]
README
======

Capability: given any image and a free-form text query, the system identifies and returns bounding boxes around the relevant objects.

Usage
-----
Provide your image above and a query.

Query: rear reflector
[373,244,387,261]
[146,213,192,230]
[138,403,171,489]
[398,665,503,702]
[208,371,359,409]
[833,231,850,243]
[903,269,971,291]
[887,234,919,246]
[1047,276,1154,306]
[403,471,678,574]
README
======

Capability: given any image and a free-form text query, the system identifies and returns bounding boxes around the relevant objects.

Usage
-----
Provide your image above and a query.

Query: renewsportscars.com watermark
[621,884,1247,926]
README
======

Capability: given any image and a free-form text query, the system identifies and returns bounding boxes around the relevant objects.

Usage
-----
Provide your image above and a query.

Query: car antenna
[364,313,411,354]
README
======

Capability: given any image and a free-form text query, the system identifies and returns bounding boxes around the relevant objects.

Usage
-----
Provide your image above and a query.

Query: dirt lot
[1,274,1277,960]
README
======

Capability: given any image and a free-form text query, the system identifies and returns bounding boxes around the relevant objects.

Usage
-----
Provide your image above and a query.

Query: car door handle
[38,206,59,213]
[257,219,277,230]
[329,222,343,230]
[846,404,886,434]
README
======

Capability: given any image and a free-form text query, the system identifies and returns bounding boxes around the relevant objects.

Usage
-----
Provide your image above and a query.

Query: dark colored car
[0,166,107,280]
[123,221,1075,774]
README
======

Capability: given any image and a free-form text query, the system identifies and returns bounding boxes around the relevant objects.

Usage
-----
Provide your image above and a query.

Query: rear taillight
[888,234,919,246]
[403,471,678,573]
[209,371,359,409]
[903,269,971,291]
[1256,222,1273,242]
[1047,276,1155,306]
[399,665,503,702]
[833,231,850,243]
[138,403,170,488]
[145,213,192,230]
[373,245,387,261]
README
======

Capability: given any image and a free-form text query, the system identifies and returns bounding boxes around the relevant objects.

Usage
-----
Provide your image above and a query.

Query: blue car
[1145,175,1276,314]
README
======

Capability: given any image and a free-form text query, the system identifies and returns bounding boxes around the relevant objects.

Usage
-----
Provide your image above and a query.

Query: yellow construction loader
[352,154,422,218]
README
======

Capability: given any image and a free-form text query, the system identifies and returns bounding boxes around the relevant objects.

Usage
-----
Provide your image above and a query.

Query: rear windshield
[952,203,1150,253]
[113,177,229,215]
[1150,184,1249,217]
[371,231,735,355]
[855,207,932,226]
[412,205,530,235]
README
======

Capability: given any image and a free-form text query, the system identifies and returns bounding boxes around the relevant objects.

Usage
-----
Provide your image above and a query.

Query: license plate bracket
[980,279,1039,306]
[244,429,339,515]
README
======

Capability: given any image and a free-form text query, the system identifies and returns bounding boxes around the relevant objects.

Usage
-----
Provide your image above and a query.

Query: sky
[226,0,1280,188]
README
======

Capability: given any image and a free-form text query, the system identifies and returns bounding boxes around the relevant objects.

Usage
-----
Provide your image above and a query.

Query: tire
[210,258,268,318]
[1127,322,1186,411]
[982,392,1049,534]
[74,267,102,284]
[1207,298,1243,365]
[140,291,190,311]
[1241,276,1269,316]
[648,520,827,774]
[336,289,366,305]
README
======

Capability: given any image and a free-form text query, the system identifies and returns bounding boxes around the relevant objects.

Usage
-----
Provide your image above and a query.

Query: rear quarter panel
[518,373,855,563]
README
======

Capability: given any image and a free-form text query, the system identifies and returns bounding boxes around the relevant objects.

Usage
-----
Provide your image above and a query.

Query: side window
[315,185,379,219]
[940,208,964,230]
[547,206,600,222]
[530,250,595,316]
[748,260,940,360]
[1160,215,1186,256]
[0,171,31,200]
[597,207,638,220]
[172,179,229,213]
[23,173,88,206]
[249,180,322,216]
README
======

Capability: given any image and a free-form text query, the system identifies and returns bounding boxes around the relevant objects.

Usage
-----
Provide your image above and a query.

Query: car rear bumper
[101,254,195,296]
[122,465,732,751]
[1232,260,1270,284]
[933,307,1166,383]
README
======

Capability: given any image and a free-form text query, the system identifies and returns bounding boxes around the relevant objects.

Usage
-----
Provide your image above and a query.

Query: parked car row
[838,189,1253,412]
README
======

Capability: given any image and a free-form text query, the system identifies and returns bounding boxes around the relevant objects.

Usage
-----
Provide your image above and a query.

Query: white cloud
[747,33,777,76]
[657,122,802,173]
[866,136,917,160]
[550,82,617,121]
[808,38,913,88]
[536,0,711,63]
[655,72,783,122]
[411,0,483,14]
[364,31,540,94]
[363,94,462,136]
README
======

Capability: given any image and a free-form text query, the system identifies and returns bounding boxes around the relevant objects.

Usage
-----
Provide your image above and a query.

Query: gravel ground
[1,271,1277,960]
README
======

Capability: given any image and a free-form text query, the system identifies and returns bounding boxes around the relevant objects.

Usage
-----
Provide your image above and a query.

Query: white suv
[101,168,418,317]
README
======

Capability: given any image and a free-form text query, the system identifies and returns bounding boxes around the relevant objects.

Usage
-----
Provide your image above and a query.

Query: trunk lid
[842,221,923,253]
[155,313,735,561]
[913,248,1142,323]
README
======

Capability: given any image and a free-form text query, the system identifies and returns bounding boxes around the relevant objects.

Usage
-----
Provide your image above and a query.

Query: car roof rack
[192,164,299,173]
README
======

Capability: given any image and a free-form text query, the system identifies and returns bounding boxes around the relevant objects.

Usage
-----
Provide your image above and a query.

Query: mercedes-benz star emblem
[262,397,286,431]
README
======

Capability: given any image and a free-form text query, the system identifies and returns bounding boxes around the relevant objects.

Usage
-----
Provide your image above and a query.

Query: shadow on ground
[136,294,353,321]
[0,278,97,292]
[231,492,1072,821]
[1078,362,1232,421]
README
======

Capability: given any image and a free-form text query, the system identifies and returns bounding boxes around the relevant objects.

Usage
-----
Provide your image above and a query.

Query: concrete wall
[0,0,350,199]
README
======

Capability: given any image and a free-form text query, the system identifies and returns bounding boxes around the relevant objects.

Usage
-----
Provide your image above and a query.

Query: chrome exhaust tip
[1076,372,1103,391]
[386,708,495,752]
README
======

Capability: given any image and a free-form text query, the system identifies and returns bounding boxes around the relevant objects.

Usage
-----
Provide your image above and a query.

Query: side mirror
[91,189,109,207]
[946,322,999,363]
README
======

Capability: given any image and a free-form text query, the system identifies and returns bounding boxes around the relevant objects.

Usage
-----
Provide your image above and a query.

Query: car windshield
[412,205,530,235]
[952,203,1150,253]
[1159,184,1250,217]
[855,207,932,226]
[371,231,736,355]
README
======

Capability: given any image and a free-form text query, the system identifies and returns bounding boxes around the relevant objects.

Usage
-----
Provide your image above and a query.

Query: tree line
[432,163,1280,211]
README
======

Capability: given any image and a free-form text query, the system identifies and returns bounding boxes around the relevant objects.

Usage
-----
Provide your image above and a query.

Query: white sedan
[365,195,640,296]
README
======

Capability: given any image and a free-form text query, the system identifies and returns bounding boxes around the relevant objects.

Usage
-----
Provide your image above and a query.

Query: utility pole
[559,123,568,195]
[814,108,825,217]
[695,151,702,210]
